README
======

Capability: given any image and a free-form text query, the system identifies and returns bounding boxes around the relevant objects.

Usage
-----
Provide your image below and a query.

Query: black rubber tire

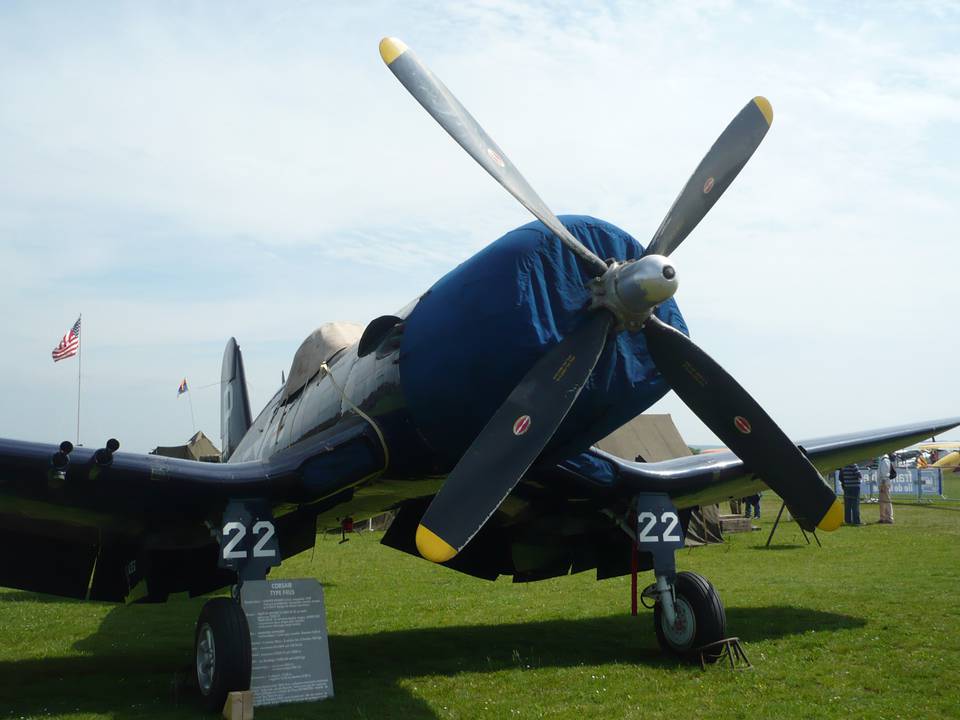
[194,597,252,713]
[653,571,726,660]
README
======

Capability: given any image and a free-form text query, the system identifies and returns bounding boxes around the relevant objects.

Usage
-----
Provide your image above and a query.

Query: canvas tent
[596,414,723,545]
[151,430,221,463]
[596,414,693,463]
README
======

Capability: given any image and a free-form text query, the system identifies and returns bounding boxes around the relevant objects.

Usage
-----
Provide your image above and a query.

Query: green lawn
[2,499,959,719]
[940,468,960,502]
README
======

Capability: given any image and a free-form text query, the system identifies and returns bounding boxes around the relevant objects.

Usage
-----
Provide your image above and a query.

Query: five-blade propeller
[379,36,840,563]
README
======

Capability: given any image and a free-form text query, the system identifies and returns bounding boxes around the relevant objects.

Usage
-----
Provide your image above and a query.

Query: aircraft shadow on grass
[749,544,810,551]
[0,589,79,604]
[1,602,866,719]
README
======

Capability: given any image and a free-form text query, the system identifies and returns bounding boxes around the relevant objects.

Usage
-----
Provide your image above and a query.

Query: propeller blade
[646,97,773,258]
[379,37,609,278]
[643,315,842,532]
[416,311,614,563]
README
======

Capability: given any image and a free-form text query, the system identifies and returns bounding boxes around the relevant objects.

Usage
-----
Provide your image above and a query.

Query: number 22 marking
[636,511,681,543]
[221,520,277,560]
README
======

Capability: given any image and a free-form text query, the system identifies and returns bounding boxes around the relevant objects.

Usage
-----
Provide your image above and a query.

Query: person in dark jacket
[840,464,863,525]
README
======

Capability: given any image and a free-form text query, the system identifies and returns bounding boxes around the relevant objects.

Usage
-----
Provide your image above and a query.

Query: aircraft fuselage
[231,216,688,498]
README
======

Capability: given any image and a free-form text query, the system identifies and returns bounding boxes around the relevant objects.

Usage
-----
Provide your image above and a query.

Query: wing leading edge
[0,415,384,515]
[559,416,960,510]
[0,418,386,600]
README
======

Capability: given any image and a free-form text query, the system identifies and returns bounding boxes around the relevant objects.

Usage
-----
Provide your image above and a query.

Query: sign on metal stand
[831,467,942,499]
[241,578,334,707]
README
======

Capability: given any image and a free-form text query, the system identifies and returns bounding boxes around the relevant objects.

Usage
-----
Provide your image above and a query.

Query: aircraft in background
[918,442,960,470]
[2,37,957,712]
[932,451,960,470]
[932,450,960,472]
[886,442,960,468]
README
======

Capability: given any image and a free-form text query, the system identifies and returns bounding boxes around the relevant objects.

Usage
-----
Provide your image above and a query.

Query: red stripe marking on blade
[513,415,531,436]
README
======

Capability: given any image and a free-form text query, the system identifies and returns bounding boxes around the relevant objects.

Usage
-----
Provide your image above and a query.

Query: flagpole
[187,389,196,436]
[76,313,82,446]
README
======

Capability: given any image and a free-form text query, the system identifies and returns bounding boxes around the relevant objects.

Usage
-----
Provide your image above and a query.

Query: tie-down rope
[319,361,390,470]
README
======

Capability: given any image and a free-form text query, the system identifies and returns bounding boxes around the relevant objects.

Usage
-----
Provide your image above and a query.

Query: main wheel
[653,571,726,659]
[194,597,252,713]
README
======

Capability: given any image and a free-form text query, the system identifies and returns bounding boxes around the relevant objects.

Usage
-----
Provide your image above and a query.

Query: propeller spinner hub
[591,255,679,332]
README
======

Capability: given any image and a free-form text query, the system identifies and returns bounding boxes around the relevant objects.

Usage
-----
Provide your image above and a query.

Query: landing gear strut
[194,499,281,712]
[619,494,727,661]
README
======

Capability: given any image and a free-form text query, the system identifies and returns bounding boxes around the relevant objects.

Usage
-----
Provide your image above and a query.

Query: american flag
[52,317,81,362]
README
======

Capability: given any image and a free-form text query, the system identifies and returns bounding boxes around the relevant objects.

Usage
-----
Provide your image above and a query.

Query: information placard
[241,578,334,707]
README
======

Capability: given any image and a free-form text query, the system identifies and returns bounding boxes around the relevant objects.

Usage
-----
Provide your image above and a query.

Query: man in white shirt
[878,453,895,524]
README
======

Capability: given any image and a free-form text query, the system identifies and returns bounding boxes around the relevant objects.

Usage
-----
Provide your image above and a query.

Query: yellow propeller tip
[379,37,408,65]
[753,96,773,126]
[416,524,458,563]
[817,498,844,532]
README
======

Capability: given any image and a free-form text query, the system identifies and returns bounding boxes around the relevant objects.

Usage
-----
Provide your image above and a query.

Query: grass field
[2,498,959,719]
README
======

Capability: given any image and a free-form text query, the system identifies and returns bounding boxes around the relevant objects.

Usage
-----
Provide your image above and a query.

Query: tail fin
[220,337,253,462]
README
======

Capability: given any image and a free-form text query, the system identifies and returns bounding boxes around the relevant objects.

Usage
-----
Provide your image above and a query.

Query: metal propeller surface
[379,37,609,277]
[379,36,836,564]
[643,316,842,531]
[645,97,773,258]
[416,312,613,562]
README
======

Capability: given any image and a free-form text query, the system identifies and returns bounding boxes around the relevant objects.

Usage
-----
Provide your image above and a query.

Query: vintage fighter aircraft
[2,37,958,711]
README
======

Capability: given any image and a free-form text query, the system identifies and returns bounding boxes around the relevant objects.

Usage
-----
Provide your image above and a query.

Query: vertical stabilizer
[220,337,253,462]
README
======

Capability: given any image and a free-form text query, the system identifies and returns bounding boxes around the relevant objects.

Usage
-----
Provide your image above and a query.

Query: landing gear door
[632,492,684,580]
[216,499,282,584]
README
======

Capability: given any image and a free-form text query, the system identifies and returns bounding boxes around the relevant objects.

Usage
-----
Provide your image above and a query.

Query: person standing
[840,463,863,525]
[878,453,895,524]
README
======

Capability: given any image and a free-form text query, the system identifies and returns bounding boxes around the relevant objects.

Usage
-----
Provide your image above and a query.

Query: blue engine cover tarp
[398,216,688,465]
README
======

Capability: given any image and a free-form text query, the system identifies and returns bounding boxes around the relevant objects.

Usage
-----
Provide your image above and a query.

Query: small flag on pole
[52,317,81,362]
[178,378,189,396]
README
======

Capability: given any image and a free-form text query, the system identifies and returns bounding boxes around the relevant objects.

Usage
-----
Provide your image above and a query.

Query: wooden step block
[718,515,754,533]
[223,690,254,720]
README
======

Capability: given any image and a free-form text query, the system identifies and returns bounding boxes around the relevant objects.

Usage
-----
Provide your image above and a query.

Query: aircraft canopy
[282,322,363,404]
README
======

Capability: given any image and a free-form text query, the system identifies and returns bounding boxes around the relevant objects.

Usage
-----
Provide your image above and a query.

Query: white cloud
[1,1,958,451]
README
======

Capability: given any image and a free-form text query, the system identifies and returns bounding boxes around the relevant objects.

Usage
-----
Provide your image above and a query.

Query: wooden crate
[718,514,755,533]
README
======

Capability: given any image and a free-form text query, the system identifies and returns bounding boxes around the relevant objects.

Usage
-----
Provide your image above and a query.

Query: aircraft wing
[558,416,960,510]
[0,418,385,600]
[0,417,382,511]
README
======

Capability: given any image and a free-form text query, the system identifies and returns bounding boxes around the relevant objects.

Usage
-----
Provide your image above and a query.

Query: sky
[1,0,958,453]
